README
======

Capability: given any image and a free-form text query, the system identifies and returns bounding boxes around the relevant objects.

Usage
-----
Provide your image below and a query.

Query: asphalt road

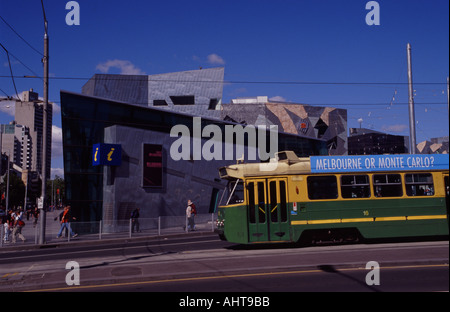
[0,234,448,294]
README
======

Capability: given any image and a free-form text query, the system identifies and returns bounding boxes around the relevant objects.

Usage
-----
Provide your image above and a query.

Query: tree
[0,172,25,209]
[46,175,65,207]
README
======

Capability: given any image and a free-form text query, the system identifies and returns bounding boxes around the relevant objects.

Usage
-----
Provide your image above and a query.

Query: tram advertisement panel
[311,154,449,174]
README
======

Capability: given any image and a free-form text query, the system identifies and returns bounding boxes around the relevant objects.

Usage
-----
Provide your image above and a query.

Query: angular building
[416,136,449,154]
[82,67,224,119]
[222,96,347,155]
[60,68,346,225]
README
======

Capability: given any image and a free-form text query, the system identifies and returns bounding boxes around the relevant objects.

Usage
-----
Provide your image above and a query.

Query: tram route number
[179,296,270,309]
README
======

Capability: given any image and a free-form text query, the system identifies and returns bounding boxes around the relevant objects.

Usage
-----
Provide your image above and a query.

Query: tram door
[246,178,289,242]
[267,178,290,241]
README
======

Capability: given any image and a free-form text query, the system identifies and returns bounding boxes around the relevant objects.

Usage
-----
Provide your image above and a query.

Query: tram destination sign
[310,154,449,173]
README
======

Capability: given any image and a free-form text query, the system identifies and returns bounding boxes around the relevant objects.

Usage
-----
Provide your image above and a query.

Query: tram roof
[219,151,311,179]
[218,151,450,179]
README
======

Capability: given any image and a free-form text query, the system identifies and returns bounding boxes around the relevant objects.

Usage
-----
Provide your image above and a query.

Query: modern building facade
[82,67,224,119]
[60,90,329,224]
[222,96,348,155]
[417,136,449,154]
[348,128,409,155]
[60,67,347,225]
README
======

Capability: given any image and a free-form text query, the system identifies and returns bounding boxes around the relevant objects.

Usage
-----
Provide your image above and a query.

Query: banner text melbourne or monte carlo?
[310,154,449,173]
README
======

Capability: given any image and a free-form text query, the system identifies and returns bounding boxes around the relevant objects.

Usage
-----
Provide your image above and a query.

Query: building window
[170,96,195,105]
[341,174,371,198]
[307,176,338,200]
[208,98,219,110]
[373,174,402,197]
[405,173,434,196]
[153,100,168,106]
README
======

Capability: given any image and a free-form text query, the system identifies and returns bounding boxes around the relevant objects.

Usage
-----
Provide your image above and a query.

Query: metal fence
[1,212,217,247]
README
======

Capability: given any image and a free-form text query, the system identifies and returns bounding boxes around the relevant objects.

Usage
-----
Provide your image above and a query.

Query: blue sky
[0,0,448,177]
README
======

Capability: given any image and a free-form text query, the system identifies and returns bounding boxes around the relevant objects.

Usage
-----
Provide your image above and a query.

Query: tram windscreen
[224,179,244,205]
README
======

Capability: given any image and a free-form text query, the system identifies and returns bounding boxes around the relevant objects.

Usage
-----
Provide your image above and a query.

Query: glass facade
[61,91,327,222]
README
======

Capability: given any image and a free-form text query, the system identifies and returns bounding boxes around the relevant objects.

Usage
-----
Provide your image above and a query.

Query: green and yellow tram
[216,151,449,245]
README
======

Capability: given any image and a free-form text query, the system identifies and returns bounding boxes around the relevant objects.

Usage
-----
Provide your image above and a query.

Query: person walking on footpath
[2,209,12,243]
[56,206,78,238]
[11,209,26,244]
[186,199,197,231]
[32,206,39,227]
[131,207,140,233]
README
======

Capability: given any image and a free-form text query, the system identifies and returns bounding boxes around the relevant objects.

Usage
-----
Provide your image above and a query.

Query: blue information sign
[310,154,449,173]
[92,143,122,166]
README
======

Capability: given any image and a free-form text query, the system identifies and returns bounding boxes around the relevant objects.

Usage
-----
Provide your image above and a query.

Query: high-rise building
[0,122,32,170]
[8,89,52,179]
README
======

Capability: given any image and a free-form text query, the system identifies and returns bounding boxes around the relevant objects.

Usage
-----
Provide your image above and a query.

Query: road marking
[2,272,18,278]
[25,263,449,292]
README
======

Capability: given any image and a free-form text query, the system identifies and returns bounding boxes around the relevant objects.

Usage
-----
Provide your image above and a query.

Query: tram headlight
[215,219,225,227]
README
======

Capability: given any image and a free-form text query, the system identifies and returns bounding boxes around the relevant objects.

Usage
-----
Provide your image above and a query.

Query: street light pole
[39,0,49,244]
[406,43,416,154]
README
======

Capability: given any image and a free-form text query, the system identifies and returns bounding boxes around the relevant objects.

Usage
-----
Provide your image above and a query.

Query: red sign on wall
[142,144,163,187]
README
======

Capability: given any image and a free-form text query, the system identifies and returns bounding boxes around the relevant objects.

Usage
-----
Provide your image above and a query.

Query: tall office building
[0,122,32,170]
[12,89,52,180]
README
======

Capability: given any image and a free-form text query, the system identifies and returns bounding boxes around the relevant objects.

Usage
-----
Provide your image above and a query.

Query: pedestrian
[11,209,26,244]
[56,206,78,238]
[131,207,140,233]
[32,206,39,227]
[54,209,67,237]
[186,199,197,231]
[2,210,12,243]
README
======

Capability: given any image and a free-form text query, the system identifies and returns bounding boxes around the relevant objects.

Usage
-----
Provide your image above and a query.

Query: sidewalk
[1,209,217,251]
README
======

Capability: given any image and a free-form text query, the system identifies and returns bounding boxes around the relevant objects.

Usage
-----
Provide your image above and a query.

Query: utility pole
[447,77,449,118]
[407,43,416,154]
[39,0,49,244]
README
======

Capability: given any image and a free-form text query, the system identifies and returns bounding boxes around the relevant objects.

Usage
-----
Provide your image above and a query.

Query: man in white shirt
[11,209,26,243]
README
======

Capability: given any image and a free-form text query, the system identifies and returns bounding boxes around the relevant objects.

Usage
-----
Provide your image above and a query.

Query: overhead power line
[0,15,43,57]
[0,43,21,101]
[0,74,447,86]
[0,40,42,79]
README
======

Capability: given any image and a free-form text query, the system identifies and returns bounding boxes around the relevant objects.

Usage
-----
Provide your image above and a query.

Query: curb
[0,230,216,253]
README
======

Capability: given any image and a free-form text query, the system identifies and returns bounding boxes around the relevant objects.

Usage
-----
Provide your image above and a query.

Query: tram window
[226,180,244,205]
[257,182,266,223]
[279,181,287,222]
[270,181,278,222]
[341,175,371,198]
[405,173,434,196]
[307,176,338,200]
[247,182,256,224]
[373,174,402,197]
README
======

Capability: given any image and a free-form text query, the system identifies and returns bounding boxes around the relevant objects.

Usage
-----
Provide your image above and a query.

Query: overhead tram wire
[0,43,21,101]
[0,15,44,57]
[0,39,43,81]
[0,74,447,86]
[0,87,10,98]
[0,74,446,108]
